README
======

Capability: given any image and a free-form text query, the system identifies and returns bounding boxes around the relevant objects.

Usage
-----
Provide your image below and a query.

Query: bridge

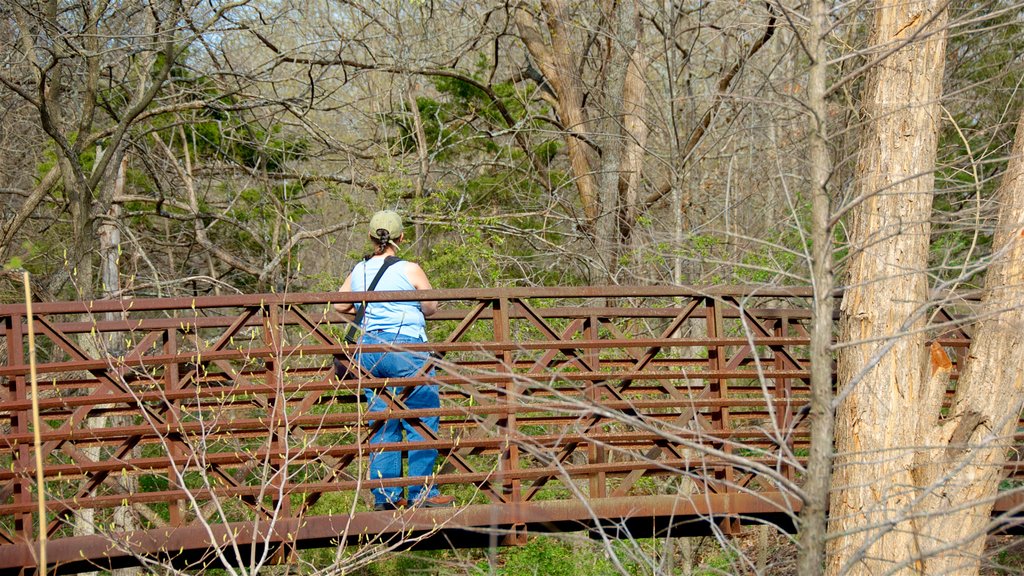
[0,286,1018,574]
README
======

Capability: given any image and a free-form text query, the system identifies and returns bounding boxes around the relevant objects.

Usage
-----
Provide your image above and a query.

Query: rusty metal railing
[0,286,988,573]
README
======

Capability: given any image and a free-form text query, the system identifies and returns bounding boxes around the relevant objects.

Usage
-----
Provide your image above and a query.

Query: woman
[336,210,453,511]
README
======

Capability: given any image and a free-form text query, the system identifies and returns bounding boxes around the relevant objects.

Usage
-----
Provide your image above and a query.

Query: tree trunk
[827,1,949,573]
[614,30,649,279]
[594,0,635,283]
[516,1,600,233]
[797,0,835,573]
[907,105,1024,575]
[829,2,1024,574]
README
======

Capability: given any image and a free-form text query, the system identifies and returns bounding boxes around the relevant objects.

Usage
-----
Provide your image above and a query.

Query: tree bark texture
[907,106,1024,575]
[830,2,1024,574]
[594,0,637,281]
[828,1,949,574]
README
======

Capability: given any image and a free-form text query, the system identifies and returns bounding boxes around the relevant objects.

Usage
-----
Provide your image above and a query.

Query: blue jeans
[358,332,441,506]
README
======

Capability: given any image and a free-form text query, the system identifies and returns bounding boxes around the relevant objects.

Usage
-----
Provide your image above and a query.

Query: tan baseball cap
[368,210,403,240]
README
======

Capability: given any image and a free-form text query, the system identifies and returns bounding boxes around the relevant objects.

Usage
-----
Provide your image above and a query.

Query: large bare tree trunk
[827,1,949,573]
[907,105,1024,575]
[613,29,649,279]
[830,1,1024,574]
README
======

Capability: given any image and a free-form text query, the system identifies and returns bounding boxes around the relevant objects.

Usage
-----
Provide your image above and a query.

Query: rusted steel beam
[0,396,810,448]
[0,494,805,575]
[3,306,821,340]
[0,336,816,379]
[0,428,808,485]
[0,455,804,516]
[0,285,818,316]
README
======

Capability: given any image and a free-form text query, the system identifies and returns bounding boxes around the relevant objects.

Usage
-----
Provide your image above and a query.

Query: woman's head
[368,210,403,254]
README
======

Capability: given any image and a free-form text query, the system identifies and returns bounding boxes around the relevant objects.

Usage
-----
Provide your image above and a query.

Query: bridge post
[3,312,35,547]
[705,297,734,492]
[494,296,526,545]
[776,314,796,483]
[264,303,300,564]
[163,328,184,525]
[263,304,292,517]
[585,313,607,499]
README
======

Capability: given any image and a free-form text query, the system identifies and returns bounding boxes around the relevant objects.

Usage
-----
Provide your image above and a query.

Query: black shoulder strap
[346,256,401,342]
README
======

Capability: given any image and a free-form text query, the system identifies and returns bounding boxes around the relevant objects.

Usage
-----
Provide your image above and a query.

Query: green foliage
[493,537,605,576]
[355,537,625,576]
[385,52,544,167]
[533,140,561,166]
[373,172,417,207]
[432,65,528,127]
[736,238,800,284]
[180,112,309,172]
[0,197,78,299]
[690,235,722,259]
[426,224,502,289]
[388,75,516,161]
[994,541,1024,574]
[147,54,311,172]
[695,546,741,575]
[412,165,584,287]
[418,183,532,288]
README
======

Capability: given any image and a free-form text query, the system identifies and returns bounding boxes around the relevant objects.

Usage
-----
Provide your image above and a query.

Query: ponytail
[366,228,391,258]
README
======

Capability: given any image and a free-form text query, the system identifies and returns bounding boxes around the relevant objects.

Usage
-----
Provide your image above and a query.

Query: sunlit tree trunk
[906,104,1024,575]
[826,1,1024,573]
[516,0,600,233]
[828,0,949,573]
[832,93,1024,576]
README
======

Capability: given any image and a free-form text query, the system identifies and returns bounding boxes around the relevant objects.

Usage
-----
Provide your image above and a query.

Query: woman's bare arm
[334,274,355,314]
[405,262,437,316]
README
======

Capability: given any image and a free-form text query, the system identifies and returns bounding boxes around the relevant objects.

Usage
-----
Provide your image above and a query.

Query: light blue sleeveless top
[349,257,427,341]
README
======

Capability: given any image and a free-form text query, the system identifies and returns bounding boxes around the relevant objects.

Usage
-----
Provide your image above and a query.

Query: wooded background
[2,1,1023,574]
[1,1,1019,297]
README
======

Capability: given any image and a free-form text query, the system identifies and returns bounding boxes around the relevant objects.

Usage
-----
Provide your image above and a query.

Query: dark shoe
[417,494,455,508]
[373,498,408,511]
